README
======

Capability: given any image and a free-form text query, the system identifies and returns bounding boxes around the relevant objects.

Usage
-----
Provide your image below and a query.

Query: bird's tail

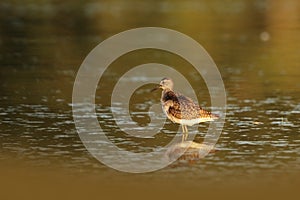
[199,108,219,120]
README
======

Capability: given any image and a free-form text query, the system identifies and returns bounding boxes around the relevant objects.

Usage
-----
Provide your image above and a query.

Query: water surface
[1,0,300,192]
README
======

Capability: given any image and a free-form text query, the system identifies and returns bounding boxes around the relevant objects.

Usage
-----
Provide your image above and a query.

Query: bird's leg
[181,125,186,142]
[181,125,188,142]
[183,125,188,141]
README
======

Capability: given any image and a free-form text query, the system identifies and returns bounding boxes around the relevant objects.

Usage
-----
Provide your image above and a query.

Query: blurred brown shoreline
[1,159,299,200]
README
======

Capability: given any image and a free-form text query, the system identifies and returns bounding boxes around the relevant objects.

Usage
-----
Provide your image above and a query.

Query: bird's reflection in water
[165,141,215,165]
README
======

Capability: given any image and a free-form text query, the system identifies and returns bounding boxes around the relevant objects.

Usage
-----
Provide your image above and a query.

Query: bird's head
[159,77,174,90]
[151,77,174,92]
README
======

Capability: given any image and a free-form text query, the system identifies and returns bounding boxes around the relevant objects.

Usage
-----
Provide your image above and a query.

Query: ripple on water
[0,95,300,177]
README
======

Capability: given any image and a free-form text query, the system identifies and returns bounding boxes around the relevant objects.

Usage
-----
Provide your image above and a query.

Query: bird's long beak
[151,85,161,92]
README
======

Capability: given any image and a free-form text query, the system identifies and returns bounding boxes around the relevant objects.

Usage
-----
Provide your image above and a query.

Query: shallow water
[1,0,300,187]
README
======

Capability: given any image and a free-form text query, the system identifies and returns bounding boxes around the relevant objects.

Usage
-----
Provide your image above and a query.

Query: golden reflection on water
[1,0,300,199]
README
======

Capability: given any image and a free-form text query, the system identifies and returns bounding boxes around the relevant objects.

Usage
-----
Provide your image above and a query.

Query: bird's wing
[165,92,199,120]
[171,92,217,120]
[162,90,217,121]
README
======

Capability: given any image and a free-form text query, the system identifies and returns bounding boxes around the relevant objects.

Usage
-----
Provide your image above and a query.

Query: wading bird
[152,78,218,142]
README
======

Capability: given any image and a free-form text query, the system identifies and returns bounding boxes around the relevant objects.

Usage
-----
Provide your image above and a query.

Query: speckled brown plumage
[161,89,217,122]
[153,77,218,142]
